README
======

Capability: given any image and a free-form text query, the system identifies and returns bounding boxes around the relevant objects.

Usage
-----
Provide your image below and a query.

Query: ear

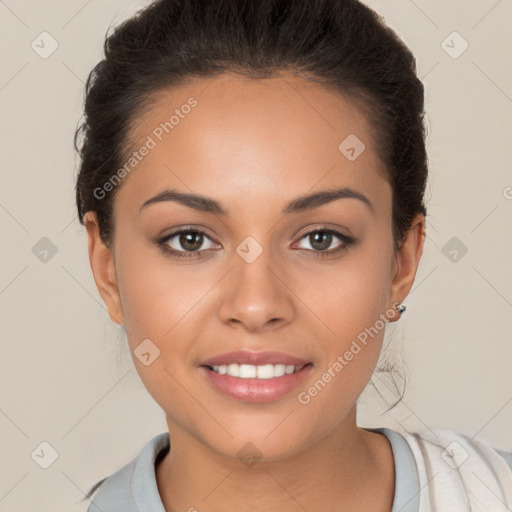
[388,212,426,322]
[83,211,125,326]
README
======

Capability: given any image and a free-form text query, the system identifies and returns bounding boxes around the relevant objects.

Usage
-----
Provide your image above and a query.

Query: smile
[200,363,313,403]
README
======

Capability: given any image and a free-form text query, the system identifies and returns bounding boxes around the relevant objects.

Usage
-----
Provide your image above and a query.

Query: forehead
[114,71,389,217]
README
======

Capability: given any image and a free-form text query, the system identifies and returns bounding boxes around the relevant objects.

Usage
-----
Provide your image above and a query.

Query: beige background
[0,1,511,511]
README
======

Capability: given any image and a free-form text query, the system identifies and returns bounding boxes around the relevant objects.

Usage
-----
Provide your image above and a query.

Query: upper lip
[200,350,311,367]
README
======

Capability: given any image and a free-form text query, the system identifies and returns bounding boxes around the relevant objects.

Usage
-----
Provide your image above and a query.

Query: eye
[294,228,355,257]
[157,228,218,259]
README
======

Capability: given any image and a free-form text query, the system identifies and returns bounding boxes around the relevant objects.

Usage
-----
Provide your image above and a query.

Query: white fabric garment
[400,426,512,511]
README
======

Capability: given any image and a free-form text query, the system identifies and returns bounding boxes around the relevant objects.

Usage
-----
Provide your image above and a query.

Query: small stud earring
[396,303,407,314]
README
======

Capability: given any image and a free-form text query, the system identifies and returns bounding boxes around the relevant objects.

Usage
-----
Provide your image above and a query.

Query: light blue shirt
[86,427,512,512]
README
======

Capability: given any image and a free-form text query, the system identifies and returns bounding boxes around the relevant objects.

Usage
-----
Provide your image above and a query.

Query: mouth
[199,360,314,403]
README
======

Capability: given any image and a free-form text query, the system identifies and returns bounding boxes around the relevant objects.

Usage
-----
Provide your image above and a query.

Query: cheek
[114,246,197,410]
[295,239,392,340]
[114,235,184,339]
[295,285,390,431]
[114,238,213,389]
[293,239,392,398]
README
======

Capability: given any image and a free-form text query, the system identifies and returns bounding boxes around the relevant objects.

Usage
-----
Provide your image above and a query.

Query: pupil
[181,232,202,251]
[311,232,331,251]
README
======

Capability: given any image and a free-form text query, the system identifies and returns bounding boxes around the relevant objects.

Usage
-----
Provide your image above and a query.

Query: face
[85,71,424,461]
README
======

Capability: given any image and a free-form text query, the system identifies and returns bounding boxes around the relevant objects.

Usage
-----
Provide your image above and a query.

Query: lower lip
[199,364,313,403]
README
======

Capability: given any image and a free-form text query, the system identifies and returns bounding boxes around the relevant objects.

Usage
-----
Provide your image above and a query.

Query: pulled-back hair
[75,0,428,251]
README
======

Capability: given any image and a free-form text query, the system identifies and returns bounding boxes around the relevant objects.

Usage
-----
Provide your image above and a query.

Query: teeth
[211,363,302,378]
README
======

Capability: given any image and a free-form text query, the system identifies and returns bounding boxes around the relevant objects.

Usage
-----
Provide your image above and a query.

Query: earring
[396,303,407,314]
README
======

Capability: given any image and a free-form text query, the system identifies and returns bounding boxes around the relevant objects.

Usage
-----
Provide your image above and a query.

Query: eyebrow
[139,187,374,216]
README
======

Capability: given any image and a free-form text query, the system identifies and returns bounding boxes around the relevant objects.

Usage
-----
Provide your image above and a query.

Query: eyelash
[156,227,355,260]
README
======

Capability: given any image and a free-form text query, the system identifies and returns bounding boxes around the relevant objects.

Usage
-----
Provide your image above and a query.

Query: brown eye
[157,228,218,259]
[295,229,355,258]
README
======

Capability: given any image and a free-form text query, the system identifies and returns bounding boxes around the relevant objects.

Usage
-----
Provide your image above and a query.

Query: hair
[75,0,429,502]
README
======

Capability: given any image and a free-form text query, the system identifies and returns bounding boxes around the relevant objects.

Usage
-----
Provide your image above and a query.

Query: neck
[155,407,395,512]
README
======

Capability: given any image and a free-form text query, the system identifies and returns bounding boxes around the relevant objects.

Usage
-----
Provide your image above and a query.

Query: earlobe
[83,211,125,326]
[388,213,426,322]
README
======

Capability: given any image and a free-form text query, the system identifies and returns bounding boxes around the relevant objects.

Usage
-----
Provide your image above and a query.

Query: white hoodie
[400,426,512,511]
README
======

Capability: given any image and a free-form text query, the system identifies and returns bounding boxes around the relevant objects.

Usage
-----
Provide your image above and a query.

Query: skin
[84,71,425,512]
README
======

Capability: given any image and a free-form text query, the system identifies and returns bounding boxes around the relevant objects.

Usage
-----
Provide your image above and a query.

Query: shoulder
[399,425,512,470]
[86,432,170,512]
[86,457,137,512]
[397,425,512,511]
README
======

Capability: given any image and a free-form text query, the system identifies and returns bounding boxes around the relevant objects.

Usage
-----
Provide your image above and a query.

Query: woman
[75,0,512,510]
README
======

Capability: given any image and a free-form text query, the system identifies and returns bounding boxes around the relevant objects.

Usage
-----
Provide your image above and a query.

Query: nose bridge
[218,233,294,330]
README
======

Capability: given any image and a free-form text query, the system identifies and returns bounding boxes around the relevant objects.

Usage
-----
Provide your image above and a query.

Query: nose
[217,246,295,333]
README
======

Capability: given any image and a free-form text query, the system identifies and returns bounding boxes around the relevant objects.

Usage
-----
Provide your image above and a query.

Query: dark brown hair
[75,0,428,502]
